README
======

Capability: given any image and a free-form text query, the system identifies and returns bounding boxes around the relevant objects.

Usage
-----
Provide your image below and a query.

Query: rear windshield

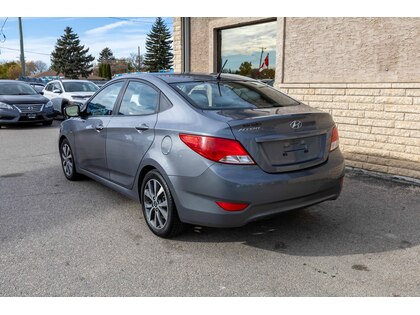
[0,82,37,95]
[170,80,299,110]
[62,81,99,93]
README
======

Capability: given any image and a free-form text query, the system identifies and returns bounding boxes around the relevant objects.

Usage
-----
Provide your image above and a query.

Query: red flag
[259,53,269,72]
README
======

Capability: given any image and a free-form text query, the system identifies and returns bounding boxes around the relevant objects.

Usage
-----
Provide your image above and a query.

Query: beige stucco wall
[284,18,420,83]
[173,17,420,180]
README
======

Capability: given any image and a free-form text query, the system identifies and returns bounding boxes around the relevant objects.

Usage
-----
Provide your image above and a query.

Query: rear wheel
[60,139,82,180]
[141,170,185,238]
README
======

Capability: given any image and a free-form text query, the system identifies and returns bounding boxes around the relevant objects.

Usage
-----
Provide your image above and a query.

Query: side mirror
[38,91,44,95]
[65,105,80,117]
[53,89,62,94]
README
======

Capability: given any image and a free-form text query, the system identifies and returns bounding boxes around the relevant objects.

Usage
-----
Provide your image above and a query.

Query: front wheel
[141,170,185,238]
[60,139,82,180]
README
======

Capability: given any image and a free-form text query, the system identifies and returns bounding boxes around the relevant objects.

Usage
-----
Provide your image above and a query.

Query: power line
[0,17,8,43]
[0,45,51,56]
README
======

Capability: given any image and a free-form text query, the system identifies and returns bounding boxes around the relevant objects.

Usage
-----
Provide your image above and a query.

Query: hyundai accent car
[0,80,54,127]
[59,73,345,238]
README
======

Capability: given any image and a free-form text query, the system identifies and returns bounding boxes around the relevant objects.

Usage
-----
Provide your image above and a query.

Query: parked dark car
[59,73,345,238]
[0,80,54,127]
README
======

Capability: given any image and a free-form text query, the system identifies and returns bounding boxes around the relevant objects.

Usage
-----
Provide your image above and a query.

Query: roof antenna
[216,59,228,80]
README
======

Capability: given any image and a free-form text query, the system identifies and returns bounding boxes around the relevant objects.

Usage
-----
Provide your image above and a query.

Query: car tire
[141,170,185,238]
[42,120,53,126]
[60,139,82,181]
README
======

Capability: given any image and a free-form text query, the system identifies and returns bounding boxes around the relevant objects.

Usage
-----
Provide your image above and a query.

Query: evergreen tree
[98,47,115,64]
[144,17,173,72]
[104,63,112,80]
[98,63,104,78]
[51,27,95,79]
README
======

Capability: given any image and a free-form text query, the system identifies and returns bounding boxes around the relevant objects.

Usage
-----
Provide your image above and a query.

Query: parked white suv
[43,80,99,116]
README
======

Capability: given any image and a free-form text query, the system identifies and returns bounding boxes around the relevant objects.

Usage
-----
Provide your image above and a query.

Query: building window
[218,20,277,80]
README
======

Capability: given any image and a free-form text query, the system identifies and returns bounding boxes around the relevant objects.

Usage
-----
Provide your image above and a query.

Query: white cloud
[85,21,131,35]
[221,22,277,56]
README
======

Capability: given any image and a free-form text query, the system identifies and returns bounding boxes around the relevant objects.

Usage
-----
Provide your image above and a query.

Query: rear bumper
[0,108,55,124]
[169,149,345,228]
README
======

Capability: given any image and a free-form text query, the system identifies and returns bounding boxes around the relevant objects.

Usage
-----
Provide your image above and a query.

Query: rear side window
[170,80,299,110]
[86,81,125,116]
[118,81,159,116]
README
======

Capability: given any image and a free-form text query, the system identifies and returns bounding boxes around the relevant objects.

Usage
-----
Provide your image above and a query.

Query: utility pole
[258,47,266,69]
[138,46,141,71]
[18,17,26,77]
[258,47,266,78]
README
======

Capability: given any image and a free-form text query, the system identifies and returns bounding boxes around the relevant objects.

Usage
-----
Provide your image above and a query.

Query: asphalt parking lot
[0,121,419,296]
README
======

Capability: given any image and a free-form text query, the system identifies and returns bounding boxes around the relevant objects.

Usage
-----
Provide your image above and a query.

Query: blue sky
[0,17,173,67]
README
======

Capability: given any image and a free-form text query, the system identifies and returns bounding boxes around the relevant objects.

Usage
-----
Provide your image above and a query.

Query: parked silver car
[59,73,345,238]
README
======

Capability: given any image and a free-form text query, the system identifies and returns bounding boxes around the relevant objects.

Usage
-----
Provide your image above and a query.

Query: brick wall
[173,17,182,73]
[278,83,420,179]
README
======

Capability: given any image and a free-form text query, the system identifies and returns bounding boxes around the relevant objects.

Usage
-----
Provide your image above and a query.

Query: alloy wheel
[61,143,73,177]
[143,179,168,230]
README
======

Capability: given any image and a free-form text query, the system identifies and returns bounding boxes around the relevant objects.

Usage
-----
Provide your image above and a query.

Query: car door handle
[135,124,149,131]
[95,124,104,132]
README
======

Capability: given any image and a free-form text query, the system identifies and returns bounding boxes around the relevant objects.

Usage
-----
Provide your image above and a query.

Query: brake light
[330,126,339,151]
[216,201,249,211]
[179,134,255,164]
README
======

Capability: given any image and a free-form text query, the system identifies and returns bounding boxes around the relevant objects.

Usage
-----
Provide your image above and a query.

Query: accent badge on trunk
[289,120,303,129]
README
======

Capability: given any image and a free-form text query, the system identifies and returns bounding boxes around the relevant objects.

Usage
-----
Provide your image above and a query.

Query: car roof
[48,79,92,83]
[114,73,256,84]
[0,80,31,84]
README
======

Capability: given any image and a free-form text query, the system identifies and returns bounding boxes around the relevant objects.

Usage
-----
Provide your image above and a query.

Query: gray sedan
[59,73,345,238]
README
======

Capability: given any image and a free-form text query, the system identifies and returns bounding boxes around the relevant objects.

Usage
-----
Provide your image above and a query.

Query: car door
[106,80,160,188]
[47,82,64,112]
[43,82,55,99]
[74,80,126,179]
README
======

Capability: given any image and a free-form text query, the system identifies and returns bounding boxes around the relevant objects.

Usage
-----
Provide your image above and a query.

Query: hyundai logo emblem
[290,120,303,129]
[28,106,34,110]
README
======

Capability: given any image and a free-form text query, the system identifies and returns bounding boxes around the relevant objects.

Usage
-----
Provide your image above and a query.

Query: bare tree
[34,60,48,74]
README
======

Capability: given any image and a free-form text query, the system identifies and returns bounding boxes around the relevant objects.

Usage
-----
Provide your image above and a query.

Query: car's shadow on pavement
[175,173,420,257]
[1,163,419,258]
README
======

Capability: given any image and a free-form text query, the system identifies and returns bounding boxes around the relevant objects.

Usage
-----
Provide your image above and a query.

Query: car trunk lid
[203,105,335,173]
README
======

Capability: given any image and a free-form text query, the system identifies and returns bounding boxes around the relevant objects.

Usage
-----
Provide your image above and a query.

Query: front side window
[171,80,299,110]
[86,81,125,116]
[53,82,62,92]
[45,83,53,91]
[118,81,159,116]
[219,21,277,80]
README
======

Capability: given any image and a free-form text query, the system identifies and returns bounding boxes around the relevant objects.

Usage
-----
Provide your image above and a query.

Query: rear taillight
[216,201,249,211]
[179,134,255,165]
[330,126,339,151]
